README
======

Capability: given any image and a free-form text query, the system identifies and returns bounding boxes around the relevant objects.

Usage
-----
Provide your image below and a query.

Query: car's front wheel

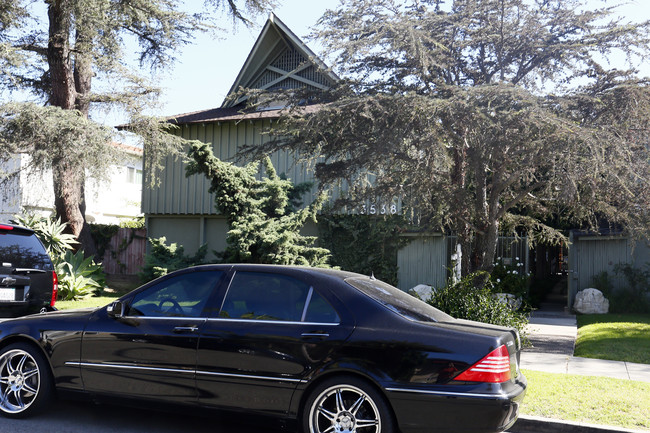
[303,376,395,433]
[0,342,54,418]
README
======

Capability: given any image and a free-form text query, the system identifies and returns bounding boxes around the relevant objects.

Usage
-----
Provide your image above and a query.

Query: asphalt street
[0,398,288,433]
[0,397,548,433]
[0,398,536,433]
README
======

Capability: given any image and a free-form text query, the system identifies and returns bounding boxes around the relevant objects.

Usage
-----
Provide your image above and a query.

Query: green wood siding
[143,119,318,216]
[397,235,448,291]
[567,235,650,308]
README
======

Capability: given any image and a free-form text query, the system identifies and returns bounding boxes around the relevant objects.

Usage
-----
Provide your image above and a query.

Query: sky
[97,0,340,127]
[5,0,650,127]
[114,0,650,128]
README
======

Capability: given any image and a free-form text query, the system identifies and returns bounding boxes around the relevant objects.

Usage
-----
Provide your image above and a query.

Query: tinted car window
[304,289,340,324]
[220,271,312,321]
[345,277,453,323]
[0,231,53,270]
[127,270,222,318]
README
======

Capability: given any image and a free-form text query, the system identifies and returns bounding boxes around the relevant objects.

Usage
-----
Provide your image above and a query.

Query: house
[144,13,532,291]
[147,13,647,303]
[568,230,650,305]
[0,142,143,224]
[144,13,336,260]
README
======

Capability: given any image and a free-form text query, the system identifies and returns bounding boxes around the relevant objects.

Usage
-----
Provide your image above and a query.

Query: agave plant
[56,250,105,300]
[11,214,77,257]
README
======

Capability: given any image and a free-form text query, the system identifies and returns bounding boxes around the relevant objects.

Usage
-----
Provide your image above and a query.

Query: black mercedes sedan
[0,264,526,433]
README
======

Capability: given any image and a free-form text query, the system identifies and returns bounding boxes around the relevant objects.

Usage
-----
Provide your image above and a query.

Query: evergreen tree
[186,142,330,266]
[0,0,276,253]
[247,0,650,275]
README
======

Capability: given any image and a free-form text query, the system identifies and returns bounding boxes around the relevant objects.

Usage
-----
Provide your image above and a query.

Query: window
[304,289,340,323]
[0,230,53,270]
[126,166,143,184]
[127,270,222,318]
[219,272,339,323]
[346,277,452,323]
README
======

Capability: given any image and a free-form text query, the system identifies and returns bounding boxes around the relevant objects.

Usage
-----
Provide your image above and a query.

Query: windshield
[345,277,453,323]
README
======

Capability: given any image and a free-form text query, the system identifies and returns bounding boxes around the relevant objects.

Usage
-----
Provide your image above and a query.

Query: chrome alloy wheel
[309,384,381,433]
[0,349,41,414]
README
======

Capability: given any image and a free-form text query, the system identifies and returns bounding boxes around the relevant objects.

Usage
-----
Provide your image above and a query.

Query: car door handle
[173,326,199,333]
[301,332,330,340]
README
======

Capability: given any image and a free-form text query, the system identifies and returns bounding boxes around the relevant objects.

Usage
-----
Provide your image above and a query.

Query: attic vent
[272,48,306,71]
[296,65,333,87]
[256,70,283,88]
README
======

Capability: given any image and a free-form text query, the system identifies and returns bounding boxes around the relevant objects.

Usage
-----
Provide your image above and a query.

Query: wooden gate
[100,228,147,275]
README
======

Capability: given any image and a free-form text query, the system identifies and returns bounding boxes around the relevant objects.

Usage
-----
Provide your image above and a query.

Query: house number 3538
[360,203,398,215]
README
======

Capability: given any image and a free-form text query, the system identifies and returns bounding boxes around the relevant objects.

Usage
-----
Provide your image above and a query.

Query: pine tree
[186,142,330,266]
[0,0,276,253]
[248,0,650,275]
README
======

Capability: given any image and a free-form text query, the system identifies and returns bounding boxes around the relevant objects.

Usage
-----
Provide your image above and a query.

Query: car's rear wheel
[303,376,395,433]
[0,342,54,418]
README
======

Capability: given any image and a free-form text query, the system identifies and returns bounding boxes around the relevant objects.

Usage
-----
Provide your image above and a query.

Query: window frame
[125,269,224,318]
[217,271,340,325]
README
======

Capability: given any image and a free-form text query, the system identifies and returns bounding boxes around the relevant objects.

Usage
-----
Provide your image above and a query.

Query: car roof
[189,263,371,281]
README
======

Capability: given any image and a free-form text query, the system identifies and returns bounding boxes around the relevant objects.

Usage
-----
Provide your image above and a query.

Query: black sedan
[0,264,526,433]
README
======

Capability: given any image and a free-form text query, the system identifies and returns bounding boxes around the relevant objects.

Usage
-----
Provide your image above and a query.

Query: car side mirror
[107,300,125,319]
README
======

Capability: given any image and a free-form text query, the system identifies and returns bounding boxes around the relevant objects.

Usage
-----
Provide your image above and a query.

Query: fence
[397,233,529,291]
[100,228,147,275]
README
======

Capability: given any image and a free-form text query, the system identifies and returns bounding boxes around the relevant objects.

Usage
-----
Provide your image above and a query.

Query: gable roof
[223,12,338,108]
[165,13,337,125]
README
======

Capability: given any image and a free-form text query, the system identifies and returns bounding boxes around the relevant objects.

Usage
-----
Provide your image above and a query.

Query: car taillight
[51,272,58,307]
[453,345,511,383]
[0,224,14,231]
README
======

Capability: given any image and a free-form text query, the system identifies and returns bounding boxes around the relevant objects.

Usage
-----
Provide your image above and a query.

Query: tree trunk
[47,0,75,109]
[451,134,472,276]
[47,0,96,255]
[72,26,97,256]
[52,160,82,240]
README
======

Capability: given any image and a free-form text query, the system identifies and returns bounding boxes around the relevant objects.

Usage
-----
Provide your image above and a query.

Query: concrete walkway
[520,310,650,383]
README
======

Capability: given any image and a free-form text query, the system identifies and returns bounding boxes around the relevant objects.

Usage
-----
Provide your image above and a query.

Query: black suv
[0,223,58,317]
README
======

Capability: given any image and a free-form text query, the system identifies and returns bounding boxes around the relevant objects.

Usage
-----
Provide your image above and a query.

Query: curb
[509,415,647,433]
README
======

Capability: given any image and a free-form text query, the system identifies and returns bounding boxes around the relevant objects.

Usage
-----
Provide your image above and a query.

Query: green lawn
[575,314,650,364]
[55,296,118,311]
[521,369,650,430]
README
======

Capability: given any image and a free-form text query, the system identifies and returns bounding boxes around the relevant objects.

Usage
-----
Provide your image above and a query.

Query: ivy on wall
[318,214,411,286]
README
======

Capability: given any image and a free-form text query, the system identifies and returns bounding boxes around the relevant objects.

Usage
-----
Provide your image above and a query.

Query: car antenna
[370,272,376,280]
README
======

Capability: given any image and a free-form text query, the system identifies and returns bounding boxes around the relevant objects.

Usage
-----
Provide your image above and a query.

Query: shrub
[590,271,615,295]
[611,264,650,314]
[56,250,106,300]
[490,257,530,299]
[139,237,208,283]
[12,214,77,256]
[318,214,410,286]
[119,216,145,229]
[427,272,530,343]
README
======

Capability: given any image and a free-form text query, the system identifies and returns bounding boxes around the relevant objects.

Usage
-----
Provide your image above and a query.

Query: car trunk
[436,318,522,383]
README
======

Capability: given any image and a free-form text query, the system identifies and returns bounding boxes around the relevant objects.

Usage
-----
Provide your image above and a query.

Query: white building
[0,143,143,224]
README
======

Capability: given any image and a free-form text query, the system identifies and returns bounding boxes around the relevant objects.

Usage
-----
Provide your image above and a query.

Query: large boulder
[410,284,434,301]
[574,288,610,314]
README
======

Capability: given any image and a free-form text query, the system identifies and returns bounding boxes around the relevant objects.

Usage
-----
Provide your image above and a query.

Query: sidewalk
[520,310,650,383]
